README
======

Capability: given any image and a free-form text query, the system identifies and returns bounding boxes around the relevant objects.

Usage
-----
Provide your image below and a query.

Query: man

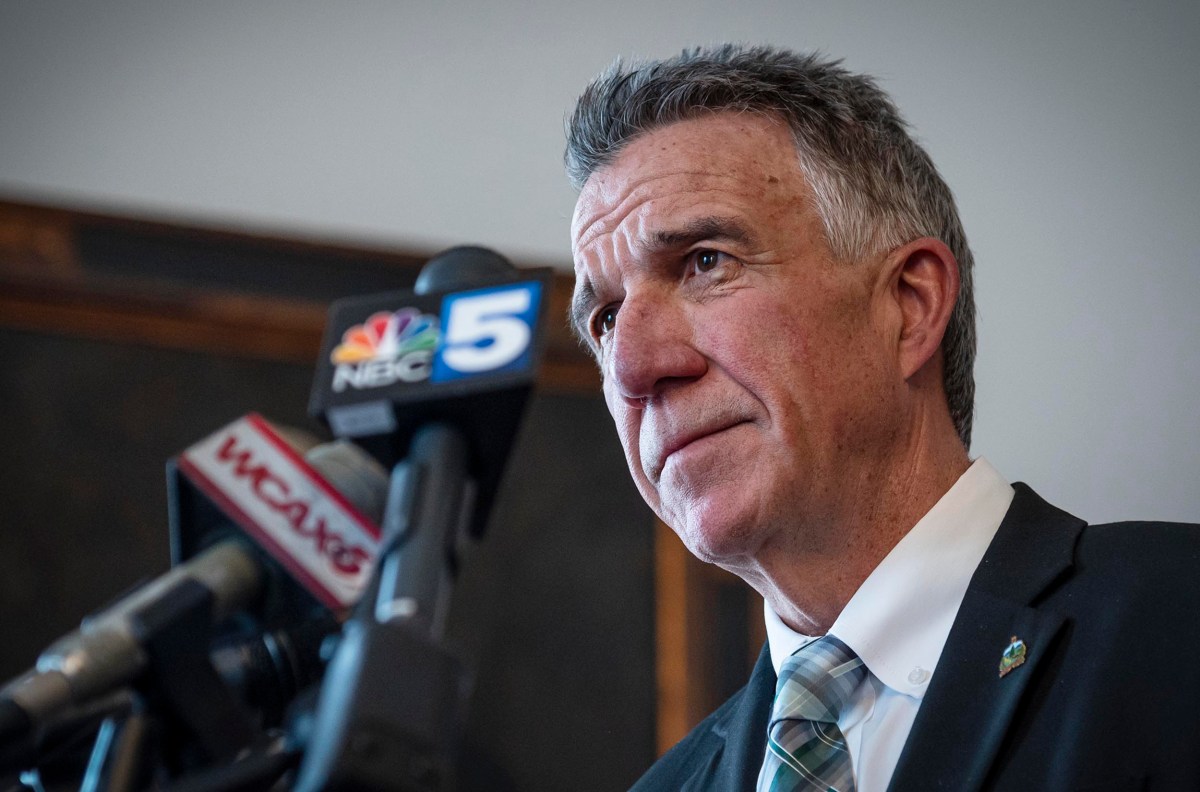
[565,45,1200,791]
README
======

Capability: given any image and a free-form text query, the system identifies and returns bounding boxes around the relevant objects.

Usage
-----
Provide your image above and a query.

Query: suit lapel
[888,484,1084,791]
[681,644,775,791]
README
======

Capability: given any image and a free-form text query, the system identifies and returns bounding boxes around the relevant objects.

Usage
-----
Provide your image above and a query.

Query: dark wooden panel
[73,219,422,301]
[655,522,766,753]
[0,327,322,674]
[452,393,656,790]
[0,197,598,392]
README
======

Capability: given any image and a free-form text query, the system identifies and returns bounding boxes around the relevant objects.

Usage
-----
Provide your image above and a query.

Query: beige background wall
[2,0,1198,522]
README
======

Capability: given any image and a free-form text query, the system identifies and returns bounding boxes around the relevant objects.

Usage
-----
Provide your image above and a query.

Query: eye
[692,249,726,274]
[591,305,618,339]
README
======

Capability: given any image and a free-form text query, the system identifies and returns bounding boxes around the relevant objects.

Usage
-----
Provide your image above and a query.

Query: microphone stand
[292,423,473,792]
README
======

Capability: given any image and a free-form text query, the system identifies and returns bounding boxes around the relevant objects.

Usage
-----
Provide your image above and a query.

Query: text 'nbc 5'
[432,281,542,382]
[329,280,542,393]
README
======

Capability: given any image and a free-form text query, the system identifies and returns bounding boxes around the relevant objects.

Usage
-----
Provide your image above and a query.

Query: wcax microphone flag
[308,246,552,538]
[169,413,385,618]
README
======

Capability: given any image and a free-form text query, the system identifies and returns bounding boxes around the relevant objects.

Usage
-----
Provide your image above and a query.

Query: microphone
[308,245,552,540]
[0,417,387,756]
[0,543,260,749]
[293,247,547,791]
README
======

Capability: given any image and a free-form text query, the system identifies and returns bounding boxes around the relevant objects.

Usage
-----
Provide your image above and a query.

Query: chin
[669,499,764,566]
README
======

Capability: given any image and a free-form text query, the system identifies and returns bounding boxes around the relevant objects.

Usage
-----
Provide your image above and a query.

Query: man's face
[570,113,902,571]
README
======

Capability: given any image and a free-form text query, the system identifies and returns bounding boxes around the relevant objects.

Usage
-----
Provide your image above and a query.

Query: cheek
[604,386,645,470]
[707,298,870,446]
[703,301,815,403]
[608,401,663,511]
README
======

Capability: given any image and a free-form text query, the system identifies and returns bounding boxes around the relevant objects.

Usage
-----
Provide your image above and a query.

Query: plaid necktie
[757,635,866,792]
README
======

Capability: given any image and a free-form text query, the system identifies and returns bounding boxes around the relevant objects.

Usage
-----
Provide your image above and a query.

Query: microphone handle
[374,422,473,638]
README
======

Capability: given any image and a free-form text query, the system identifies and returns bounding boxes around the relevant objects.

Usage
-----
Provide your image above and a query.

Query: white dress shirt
[762,458,1014,792]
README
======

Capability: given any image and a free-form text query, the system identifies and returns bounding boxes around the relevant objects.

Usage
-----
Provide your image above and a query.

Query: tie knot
[771,635,866,726]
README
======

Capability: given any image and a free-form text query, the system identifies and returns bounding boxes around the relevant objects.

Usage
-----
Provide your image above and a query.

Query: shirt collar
[765,457,1014,699]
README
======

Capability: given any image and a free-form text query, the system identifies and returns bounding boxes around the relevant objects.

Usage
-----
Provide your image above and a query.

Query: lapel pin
[999,635,1027,678]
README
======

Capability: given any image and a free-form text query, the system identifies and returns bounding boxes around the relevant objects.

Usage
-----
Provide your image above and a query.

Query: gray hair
[565,44,976,449]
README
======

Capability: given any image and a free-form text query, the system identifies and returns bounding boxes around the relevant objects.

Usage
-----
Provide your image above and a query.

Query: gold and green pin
[999,636,1027,678]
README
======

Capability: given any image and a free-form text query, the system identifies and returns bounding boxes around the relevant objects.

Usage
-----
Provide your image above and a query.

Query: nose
[605,292,707,407]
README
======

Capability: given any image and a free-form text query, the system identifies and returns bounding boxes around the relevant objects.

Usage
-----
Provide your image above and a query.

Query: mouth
[649,420,751,482]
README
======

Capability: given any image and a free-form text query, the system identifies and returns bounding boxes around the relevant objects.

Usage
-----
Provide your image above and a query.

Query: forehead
[570,112,809,259]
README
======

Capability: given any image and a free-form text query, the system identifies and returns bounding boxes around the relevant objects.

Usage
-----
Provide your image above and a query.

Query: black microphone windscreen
[414,246,515,295]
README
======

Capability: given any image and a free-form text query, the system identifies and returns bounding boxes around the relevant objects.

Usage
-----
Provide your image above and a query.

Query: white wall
[2,0,1198,523]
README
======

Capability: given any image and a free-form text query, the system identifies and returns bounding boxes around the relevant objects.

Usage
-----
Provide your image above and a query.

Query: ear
[882,237,960,381]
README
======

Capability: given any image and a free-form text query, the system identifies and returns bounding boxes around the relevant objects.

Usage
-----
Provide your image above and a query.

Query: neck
[738,406,970,636]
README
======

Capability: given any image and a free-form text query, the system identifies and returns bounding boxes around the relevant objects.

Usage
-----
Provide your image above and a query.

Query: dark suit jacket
[631,484,1200,791]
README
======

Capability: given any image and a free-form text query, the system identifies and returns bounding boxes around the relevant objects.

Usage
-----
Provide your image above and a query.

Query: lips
[642,415,751,482]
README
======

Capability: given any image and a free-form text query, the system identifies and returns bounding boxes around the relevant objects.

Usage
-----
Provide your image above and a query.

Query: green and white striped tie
[757,635,866,792]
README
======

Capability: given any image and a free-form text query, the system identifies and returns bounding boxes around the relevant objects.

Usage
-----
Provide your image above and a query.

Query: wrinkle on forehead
[572,119,805,257]
[572,166,747,253]
[570,114,817,311]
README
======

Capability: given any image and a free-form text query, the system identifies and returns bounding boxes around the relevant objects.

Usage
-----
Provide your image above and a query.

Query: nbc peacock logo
[330,307,440,392]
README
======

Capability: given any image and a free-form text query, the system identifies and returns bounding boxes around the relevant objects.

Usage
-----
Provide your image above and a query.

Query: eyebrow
[647,215,758,253]
[568,214,758,341]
